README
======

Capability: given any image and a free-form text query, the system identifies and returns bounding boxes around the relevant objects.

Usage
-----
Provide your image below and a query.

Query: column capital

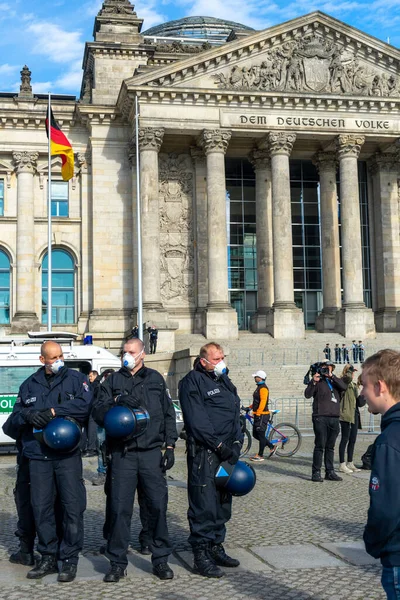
[138,127,164,152]
[12,151,39,174]
[368,152,400,175]
[336,134,365,159]
[268,131,296,157]
[198,129,231,155]
[313,151,337,173]
[248,148,271,171]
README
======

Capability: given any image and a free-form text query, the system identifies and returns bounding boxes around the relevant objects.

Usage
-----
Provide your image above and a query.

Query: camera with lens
[303,361,331,385]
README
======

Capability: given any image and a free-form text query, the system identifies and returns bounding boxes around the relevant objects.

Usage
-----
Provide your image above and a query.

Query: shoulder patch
[83,381,89,392]
[370,475,380,491]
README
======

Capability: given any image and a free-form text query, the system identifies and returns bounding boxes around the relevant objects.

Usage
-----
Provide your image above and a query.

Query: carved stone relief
[155,41,212,54]
[213,33,400,97]
[159,153,194,305]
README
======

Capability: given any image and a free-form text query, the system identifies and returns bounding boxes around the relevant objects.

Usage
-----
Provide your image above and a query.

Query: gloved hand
[217,443,233,462]
[160,447,175,472]
[24,408,54,429]
[228,442,241,465]
[117,394,141,410]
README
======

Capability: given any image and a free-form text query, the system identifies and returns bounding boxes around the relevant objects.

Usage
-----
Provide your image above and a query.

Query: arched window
[42,250,75,324]
[0,250,10,323]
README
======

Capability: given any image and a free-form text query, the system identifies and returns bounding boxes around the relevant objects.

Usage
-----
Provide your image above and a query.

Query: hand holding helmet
[24,407,55,428]
[117,394,142,410]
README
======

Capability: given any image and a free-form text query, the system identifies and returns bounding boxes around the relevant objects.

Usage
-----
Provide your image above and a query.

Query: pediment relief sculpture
[212,33,400,97]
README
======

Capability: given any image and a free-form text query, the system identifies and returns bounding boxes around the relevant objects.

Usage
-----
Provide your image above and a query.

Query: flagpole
[47,93,52,331]
[135,94,143,340]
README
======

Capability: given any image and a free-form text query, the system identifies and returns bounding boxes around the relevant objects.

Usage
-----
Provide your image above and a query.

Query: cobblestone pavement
[0,434,386,600]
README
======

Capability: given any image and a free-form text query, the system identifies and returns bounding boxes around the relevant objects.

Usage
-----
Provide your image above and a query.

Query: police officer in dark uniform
[178,342,243,578]
[8,341,92,582]
[92,337,177,583]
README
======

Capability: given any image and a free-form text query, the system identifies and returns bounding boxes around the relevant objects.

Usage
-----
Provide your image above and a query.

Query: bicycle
[240,407,302,458]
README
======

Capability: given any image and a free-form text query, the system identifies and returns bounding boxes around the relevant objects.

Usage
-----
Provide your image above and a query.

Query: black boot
[57,560,77,582]
[27,555,58,579]
[103,563,127,583]
[311,471,324,483]
[208,543,240,568]
[152,562,174,580]
[193,545,224,578]
[325,471,343,481]
[9,550,34,566]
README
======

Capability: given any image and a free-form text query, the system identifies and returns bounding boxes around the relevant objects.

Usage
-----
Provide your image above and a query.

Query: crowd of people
[2,337,400,599]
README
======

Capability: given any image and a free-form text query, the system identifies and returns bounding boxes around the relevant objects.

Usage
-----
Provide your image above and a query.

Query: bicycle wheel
[268,422,302,457]
[240,428,252,457]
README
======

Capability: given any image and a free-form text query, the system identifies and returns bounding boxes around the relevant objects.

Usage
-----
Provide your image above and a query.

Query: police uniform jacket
[178,363,243,450]
[9,366,92,460]
[92,365,178,451]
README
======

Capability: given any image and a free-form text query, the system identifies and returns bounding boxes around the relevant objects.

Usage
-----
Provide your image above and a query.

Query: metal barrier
[240,397,381,434]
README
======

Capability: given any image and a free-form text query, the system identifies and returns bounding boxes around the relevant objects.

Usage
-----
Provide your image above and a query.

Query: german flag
[45,107,74,181]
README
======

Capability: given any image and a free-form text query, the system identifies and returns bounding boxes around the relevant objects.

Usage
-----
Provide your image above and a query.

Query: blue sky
[1,0,400,97]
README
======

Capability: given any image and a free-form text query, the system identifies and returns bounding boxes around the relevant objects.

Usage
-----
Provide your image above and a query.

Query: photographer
[304,361,347,483]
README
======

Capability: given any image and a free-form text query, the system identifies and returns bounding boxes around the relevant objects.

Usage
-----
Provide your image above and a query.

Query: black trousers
[14,453,36,552]
[29,454,86,563]
[312,416,340,475]
[253,415,273,456]
[335,349,342,363]
[106,447,171,568]
[86,414,98,452]
[103,468,152,548]
[187,449,232,548]
[149,339,157,354]
[339,419,358,463]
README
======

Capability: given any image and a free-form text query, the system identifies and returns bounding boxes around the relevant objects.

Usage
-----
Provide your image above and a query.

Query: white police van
[0,331,184,447]
[0,332,122,446]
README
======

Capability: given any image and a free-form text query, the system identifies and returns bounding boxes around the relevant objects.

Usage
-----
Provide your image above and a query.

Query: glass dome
[143,16,254,44]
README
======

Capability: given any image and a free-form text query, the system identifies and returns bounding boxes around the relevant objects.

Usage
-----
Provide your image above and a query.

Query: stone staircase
[174,331,400,401]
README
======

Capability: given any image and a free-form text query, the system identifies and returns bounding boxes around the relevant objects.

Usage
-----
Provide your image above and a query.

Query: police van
[0,331,122,446]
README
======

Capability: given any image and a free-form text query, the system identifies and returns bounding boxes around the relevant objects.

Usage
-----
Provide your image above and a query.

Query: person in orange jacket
[249,370,277,462]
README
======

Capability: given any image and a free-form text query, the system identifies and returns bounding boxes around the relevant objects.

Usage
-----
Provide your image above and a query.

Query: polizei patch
[370,476,380,492]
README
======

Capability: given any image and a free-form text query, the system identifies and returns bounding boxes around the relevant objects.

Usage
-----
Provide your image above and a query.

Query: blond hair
[362,349,400,402]
[199,342,224,359]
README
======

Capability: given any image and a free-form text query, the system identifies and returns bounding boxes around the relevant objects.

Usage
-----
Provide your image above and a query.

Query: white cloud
[31,81,53,94]
[27,21,84,64]
[0,63,17,75]
[54,59,83,92]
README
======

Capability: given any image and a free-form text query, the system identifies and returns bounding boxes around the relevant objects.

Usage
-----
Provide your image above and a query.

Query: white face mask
[205,358,227,377]
[48,359,64,374]
[122,350,143,371]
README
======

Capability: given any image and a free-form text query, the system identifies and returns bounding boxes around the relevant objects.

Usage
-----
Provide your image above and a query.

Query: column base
[204,306,238,339]
[250,309,272,333]
[315,308,340,333]
[335,306,376,338]
[375,308,400,332]
[266,306,305,339]
[11,312,40,334]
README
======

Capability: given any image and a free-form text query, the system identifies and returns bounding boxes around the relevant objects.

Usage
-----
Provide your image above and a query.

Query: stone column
[249,146,274,332]
[77,151,92,334]
[11,151,40,332]
[335,134,375,337]
[267,132,304,338]
[190,147,208,334]
[198,129,238,339]
[138,127,167,325]
[313,152,341,332]
[368,153,400,331]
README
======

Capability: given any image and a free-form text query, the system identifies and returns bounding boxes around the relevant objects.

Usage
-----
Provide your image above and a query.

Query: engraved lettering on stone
[159,153,194,304]
[213,33,400,97]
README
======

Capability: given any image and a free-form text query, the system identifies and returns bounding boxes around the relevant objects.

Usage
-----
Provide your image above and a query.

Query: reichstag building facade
[0,0,399,342]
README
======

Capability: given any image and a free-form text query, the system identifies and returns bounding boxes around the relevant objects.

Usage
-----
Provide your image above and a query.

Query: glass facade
[0,250,10,323]
[42,249,75,324]
[290,160,323,329]
[226,158,372,330]
[50,181,69,217]
[226,158,257,330]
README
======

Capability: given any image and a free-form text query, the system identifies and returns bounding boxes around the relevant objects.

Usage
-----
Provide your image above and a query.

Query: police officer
[92,337,177,583]
[8,341,92,582]
[178,342,243,578]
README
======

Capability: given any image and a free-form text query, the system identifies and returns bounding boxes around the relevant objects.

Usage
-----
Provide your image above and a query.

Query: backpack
[361,443,374,470]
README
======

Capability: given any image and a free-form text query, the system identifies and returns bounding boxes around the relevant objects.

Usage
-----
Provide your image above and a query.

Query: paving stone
[352,471,372,480]
[319,541,380,566]
[251,543,345,569]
